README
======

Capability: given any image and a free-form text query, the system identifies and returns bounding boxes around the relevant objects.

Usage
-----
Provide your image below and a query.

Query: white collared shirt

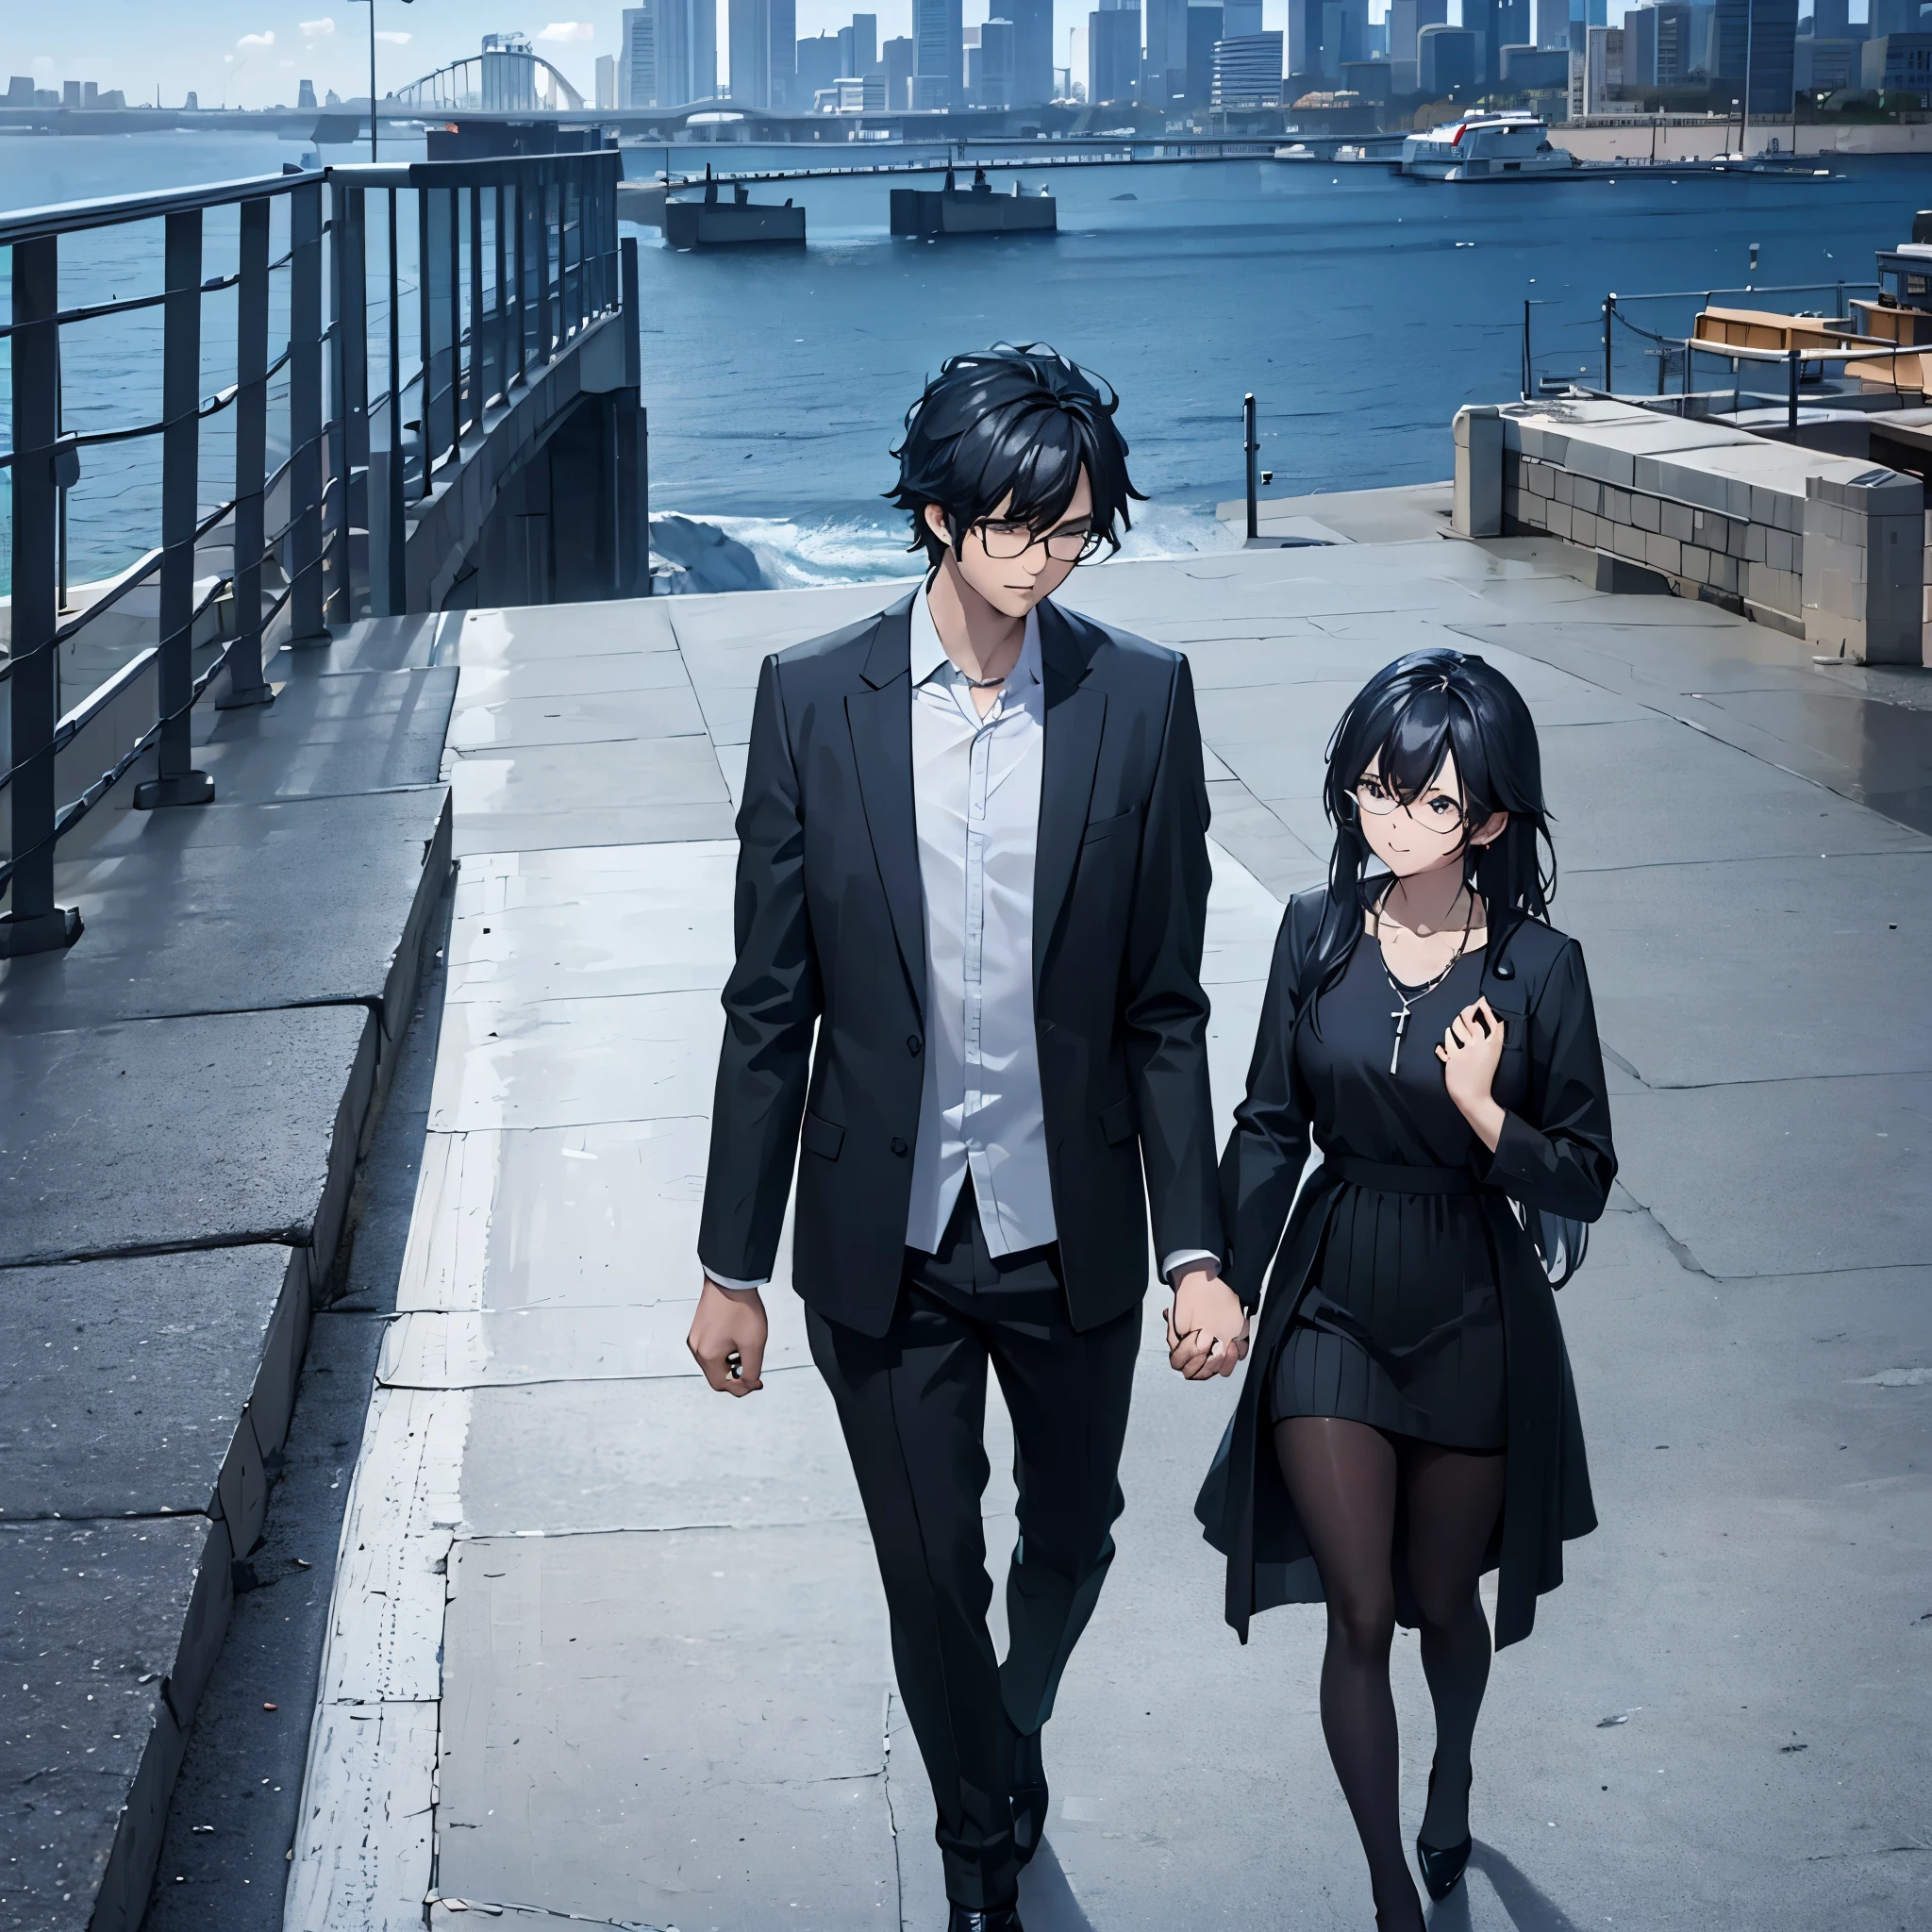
[904,584,1055,1256]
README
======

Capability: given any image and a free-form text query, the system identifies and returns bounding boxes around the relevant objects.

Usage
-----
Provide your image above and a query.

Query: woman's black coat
[1196,886,1618,1651]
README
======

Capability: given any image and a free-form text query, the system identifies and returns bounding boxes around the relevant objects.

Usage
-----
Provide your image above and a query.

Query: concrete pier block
[1453,407,1503,537]
[1803,470,1926,663]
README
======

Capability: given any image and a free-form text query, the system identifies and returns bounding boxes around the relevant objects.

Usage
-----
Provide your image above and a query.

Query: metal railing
[1,148,625,956]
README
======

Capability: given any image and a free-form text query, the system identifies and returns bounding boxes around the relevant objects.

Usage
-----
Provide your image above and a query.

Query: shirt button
[907,1034,923,1056]
[891,1136,908,1157]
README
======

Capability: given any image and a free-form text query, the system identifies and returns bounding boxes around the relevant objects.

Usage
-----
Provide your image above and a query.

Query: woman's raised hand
[1436,996,1508,1152]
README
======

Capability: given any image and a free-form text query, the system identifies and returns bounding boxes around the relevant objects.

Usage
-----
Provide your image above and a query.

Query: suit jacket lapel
[846,592,925,1022]
[1033,601,1108,991]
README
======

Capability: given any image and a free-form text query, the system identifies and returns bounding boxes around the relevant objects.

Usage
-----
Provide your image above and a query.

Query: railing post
[468,181,484,433]
[616,234,649,597]
[334,184,371,625]
[417,184,435,499]
[1243,392,1259,542]
[384,187,408,598]
[1788,345,1800,438]
[446,186,462,464]
[217,195,275,710]
[0,235,82,955]
[135,208,216,808]
[1604,292,1616,393]
[495,178,510,405]
[539,174,556,365]
[287,177,331,646]
[1522,299,1532,401]
[514,178,528,388]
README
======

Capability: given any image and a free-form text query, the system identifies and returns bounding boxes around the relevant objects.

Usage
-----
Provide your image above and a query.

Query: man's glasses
[973,520,1105,563]
[1350,776,1467,835]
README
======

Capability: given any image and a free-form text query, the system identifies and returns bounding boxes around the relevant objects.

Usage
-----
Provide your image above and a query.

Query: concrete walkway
[291,523,1931,1932]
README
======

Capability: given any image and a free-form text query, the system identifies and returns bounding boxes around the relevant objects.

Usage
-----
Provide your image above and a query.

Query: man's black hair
[888,342,1145,567]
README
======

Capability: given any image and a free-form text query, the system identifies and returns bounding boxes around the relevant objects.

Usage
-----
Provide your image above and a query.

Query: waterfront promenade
[284,498,1930,1932]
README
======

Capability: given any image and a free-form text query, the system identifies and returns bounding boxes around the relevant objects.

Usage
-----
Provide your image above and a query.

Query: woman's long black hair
[1305,648,1557,1013]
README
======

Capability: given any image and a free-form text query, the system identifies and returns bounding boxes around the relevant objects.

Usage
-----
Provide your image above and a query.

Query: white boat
[1400,111,1576,181]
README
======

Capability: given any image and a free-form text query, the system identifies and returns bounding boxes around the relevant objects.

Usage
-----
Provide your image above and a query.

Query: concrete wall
[1455,398,1926,663]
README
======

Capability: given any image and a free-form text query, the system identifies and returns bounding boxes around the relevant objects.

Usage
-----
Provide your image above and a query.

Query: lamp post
[354,0,413,160]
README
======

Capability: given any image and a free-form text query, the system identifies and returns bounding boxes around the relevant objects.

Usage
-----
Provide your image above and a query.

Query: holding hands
[1167,1264,1249,1380]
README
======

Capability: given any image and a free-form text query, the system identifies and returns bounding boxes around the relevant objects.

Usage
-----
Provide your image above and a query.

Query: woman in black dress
[1193,649,1616,1930]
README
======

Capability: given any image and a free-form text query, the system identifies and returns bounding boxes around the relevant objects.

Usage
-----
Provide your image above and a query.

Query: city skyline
[1,0,1877,107]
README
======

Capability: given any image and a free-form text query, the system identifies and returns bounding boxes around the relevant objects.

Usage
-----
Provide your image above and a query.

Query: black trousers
[806,1190,1141,1910]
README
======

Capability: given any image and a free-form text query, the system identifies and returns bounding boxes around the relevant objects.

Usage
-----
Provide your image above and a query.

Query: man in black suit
[689,344,1246,1932]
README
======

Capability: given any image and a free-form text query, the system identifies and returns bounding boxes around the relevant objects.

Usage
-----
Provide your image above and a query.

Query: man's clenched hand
[688,1274,770,1395]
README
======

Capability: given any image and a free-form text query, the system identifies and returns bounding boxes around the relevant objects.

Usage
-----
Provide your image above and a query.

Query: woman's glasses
[973,520,1105,563]
[1350,776,1467,834]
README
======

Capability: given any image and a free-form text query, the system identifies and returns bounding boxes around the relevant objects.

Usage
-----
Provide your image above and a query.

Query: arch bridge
[395,35,585,113]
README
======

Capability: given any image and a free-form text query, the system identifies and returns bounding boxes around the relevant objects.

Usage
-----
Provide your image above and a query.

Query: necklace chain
[1376,882,1477,1075]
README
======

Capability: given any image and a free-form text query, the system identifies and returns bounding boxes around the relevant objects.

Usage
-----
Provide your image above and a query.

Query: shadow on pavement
[1430,1843,1584,1931]
[1018,1840,1098,1930]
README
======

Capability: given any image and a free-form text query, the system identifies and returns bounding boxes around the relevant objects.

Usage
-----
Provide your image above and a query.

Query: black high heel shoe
[1415,1765,1474,1902]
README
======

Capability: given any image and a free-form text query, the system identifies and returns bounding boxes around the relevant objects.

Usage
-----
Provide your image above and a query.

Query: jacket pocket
[1098,1097,1137,1146]
[1082,806,1140,846]
[801,1110,845,1160]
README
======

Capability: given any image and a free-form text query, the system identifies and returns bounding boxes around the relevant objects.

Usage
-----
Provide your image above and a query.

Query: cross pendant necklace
[1377,883,1475,1075]
[1387,1001,1414,1076]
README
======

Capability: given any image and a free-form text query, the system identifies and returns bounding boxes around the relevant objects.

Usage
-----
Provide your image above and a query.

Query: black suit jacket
[697,588,1224,1338]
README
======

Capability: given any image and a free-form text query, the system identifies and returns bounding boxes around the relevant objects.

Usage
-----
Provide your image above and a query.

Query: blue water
[2,131,1923,592]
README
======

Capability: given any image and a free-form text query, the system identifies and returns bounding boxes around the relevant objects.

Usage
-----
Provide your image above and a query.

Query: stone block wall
[1453,399,1927,664]
[1503,447,1805,633]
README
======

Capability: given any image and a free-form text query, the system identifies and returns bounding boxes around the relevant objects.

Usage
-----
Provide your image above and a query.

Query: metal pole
[446,185,461,462]
[514,177,528,388]
[1522,298,1532,400]
[367,0,379,159]
[0,235,82,955]
[1605,292,1616,392]
[468,181,483,435]
[288,178,331,644]
[135,208,215,808]
[1788,345,1799,437]
[1243,392,1259,541]
[495,178,509,405]
[386,186,407,601]
[417,185,434,498]
[218,195,275,709]
[337,185,371,623]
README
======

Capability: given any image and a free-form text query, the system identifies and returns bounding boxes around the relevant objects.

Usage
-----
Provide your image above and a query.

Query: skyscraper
[1089,0,1144,102]
[1715,0,1799,108]
[913,0,963,106]
[623,0,718,104]
[620,5,658,105]
[1186,3,1224,99]
[1144,0,1191,105]
[1391,0,1449,63]
[839,12,878,75]
[884,32,917,105]
[1006,0,1056,103]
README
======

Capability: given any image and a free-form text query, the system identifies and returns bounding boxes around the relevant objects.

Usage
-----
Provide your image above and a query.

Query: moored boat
[1401,111,1575,181]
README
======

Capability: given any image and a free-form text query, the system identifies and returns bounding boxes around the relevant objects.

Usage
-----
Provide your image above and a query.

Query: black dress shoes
[1010,1724,1048,1868]
[1415,1765,1474,1902]
[948,1907,1024,1932]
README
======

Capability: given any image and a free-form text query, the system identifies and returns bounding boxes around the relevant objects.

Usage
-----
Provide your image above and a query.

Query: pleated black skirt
[1268,1182,1507,1450]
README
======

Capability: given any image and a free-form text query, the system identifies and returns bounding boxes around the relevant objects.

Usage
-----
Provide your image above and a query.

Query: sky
[2,0,1858,109]
[5,0,1307,108]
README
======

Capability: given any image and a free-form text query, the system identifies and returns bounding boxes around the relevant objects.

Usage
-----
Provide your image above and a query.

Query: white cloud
[237,30,275,47]
[300,17,336,38]
[537,21,595,40]
[375,28,412,43]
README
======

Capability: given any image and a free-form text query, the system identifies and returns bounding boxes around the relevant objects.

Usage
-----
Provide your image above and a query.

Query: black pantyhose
[1274,1417,1506,1930]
